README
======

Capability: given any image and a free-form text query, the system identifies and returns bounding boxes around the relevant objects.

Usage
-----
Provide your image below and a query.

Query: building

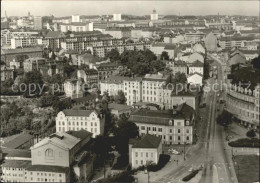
[1,130,93,182]
[219,36,257,49]
[1,47,44,66]
[77,53,99,66]
[72,14,81,22]
[55,110,105,137]
[23,57,46,72]
[151,43,176,60]
[150,9,159,21]
[129,134,162,169]
[188,60,204,75]
[77,69,99,89]
[187,72,203,86]
[100,75,142,105]
[2,132,34,149]
[1,65,14,81]
[34,16,43,30]
[113,14,122,21]
[187,52,204,64]
[192,43,206,55]
[204,32,218,52]
[129,103,195,144]
[64,79,84,99]
[172,60,188,76]
[108,103,133,117]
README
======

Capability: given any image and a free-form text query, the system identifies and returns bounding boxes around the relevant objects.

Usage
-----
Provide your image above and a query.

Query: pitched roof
[129,103,194,125]
[2,148,31,158]
[27,165,70,173]
[45,31,65,38]
[31,132,81,150]
[1,47,43,55]
[3,133,33,149]
[130,134,161,149]
[62,109,95,117]
[188,72,203,77]
[1,160,31,168]
[66,130,92,140]
[190,60,204,67]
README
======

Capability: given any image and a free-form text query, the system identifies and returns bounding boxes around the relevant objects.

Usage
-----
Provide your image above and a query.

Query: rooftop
[62,109,96,117]
[1,160,31,168]
[190,60,204,67]
[66,130,92,140]
[129,103,194,125]
[27,165,70,173]
[130,134,161,149]
[3,133,34,149]
[31,132,81,150]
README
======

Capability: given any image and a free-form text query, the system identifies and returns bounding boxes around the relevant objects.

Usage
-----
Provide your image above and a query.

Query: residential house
[129,134,162,169]
[188,60,204,75]
[129,103,195,144]
[187,72,203,86]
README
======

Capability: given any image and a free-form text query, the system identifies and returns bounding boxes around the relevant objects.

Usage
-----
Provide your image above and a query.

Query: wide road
[153,56,237,183]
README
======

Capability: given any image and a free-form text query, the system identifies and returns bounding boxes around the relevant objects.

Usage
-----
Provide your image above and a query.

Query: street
[147,56,238,183]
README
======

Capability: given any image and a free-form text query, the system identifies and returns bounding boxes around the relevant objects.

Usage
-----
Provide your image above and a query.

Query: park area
[233,155,259,183]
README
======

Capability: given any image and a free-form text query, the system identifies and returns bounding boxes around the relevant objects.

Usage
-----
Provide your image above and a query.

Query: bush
[149,154,170,172]
[228,138,259,148]
[182,169,200,182]
[246,129,256,138]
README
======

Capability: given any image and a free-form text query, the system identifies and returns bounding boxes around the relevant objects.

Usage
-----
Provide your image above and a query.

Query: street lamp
[234,161,239,181]
[184,142,186,161]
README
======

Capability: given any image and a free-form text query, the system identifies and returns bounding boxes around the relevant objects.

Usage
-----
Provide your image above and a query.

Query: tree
[114,91,127,104]
[114,117,139,155]
[51,51,56,60]
[22,71,44,97]
[175,72,187,83]
[161,51,169,60]
[40,94,59,107]
[252,56,260,70]
[52,98,72,113]
[106,49,120,62]
[63,64,77,78]
[246,129,256,138]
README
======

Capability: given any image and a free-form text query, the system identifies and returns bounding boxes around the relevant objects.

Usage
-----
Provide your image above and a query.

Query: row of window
[135,152,154,158]
[59,127,97,133]
[58,121,97,126]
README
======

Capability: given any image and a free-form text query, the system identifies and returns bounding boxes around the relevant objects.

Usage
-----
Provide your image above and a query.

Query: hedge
[149,154,170,172]
[228,138,259,148]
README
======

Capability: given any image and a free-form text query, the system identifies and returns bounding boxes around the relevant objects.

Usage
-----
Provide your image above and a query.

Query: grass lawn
[233,155,259,183]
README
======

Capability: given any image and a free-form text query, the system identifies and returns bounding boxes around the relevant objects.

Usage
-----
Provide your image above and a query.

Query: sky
[1,1,259,17]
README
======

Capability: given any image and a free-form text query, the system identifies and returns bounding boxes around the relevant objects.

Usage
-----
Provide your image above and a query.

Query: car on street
[168,149,180,155]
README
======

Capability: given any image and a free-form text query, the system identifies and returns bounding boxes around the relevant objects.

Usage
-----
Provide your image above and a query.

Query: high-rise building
[150,9,158,20]
[34,16,42,30]
[113,14,122,21]
[72,14,80,22]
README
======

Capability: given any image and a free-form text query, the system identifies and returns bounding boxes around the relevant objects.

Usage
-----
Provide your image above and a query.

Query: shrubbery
[228,138,259,148]
[149,154,170,172]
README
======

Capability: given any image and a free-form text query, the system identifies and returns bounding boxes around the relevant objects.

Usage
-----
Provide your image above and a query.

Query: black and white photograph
[0,1,259,183]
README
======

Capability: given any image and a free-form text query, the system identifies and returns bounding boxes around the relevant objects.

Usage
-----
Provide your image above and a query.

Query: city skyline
[1,1,260,17]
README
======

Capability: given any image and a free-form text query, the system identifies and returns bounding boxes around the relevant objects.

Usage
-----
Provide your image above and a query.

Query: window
[153,127,156,131]
[146,152,148,157]
[187,136,189,140]
[186,129,189,133]
[158,128,162,132]
[169,129,172,133]
[178,136,181,140]
[141,152,143,157]
[141,126,145,130]
[170,136,172,140]
[151,152,153,157]
[178,129,181,133]
[135,152,138,157]
[45,149,54,157]
[141,160,143,165]
[136,160,138,165]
